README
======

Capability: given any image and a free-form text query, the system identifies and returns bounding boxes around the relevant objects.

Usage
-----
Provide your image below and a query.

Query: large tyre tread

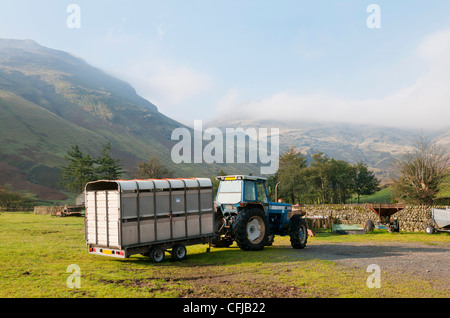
[232,208,268,251]
[289,215,308,249]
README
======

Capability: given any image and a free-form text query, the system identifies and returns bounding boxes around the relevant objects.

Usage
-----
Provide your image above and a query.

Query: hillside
[206,119,450,184]
[1,39,448,201]
[0,39,258,201]
[355,171,450,204]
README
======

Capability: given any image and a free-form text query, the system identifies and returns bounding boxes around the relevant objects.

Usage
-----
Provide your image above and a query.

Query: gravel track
[301,241,450,291]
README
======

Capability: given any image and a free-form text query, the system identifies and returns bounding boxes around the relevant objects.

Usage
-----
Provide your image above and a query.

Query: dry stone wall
[32,204,448,232]
[34,206,63,216]
[302,204,450,232]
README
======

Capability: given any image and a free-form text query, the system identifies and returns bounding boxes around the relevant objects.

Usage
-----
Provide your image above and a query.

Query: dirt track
[176,240,450,298]
[300,241,450,292]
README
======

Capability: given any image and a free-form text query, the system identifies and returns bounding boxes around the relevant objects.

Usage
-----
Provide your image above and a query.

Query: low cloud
[215,29,450,130]
[126,57,212,106]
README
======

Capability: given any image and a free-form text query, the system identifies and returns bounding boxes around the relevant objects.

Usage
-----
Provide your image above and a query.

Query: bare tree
[392,135,449,205]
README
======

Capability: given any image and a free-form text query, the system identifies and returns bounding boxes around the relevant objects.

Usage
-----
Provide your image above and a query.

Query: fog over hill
[0,39,258,200]
[206,118,450,184]
[1,39,448,200]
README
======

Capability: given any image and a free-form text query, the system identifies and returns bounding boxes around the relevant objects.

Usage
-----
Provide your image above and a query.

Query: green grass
[355,186,395,203]
[0,212,448,298]
[437,173,450,198]
[355,173,450,203]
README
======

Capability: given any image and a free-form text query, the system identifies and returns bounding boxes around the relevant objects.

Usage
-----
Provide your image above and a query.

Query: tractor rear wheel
[232,207,268,251]
[289,215,308,249]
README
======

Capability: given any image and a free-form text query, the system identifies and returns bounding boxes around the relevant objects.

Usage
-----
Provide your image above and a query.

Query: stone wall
[34,206,64,216]
[301,204,450,232]
[32,203,448,232]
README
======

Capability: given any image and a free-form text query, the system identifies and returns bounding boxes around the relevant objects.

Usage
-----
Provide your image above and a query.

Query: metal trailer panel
[85,178,215,256]
[433,208,450,229]
[85,190,121,249]
[332,224,366,235]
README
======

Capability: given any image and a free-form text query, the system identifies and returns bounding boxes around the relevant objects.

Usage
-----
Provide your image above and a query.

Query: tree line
[60,143,173,194]
[267,147,380,204]
[271,135,450,206]
[59,143,124,194]
[59,143,380,202]
[60,135,449,206]
[0,185,35,209]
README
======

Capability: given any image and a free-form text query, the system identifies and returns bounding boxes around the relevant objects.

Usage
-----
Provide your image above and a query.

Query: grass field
[356,186,395,203]
[0,212,449,298]
[355,173,450,203]
[437,173,450,198]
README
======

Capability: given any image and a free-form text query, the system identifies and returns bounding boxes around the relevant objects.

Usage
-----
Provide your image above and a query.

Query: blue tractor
[213,175,308,251]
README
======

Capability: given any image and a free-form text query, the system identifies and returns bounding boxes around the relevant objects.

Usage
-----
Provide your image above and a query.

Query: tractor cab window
[216,180,242,204]
[243,180,268,203]
[244,180,256,201]
[256,182,268,203]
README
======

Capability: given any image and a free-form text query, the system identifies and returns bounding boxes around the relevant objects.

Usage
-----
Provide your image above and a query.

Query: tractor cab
[214,175,306,250]
[216,175,269,215]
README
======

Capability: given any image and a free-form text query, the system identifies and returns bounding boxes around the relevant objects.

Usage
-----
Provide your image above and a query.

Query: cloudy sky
[1,0,450,130]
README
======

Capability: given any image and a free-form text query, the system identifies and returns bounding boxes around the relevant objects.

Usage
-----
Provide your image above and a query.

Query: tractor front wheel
[289,215,308,249]
[232,207,268,251]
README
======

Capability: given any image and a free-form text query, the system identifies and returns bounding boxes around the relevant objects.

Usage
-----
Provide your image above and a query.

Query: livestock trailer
[84,178,215,262]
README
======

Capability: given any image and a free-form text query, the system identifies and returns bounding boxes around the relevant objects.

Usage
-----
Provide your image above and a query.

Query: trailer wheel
[232,207,268,251]
[149,247,165,263]
[172,244,187,261]
[289,215,308,249]
[425,225,435,234]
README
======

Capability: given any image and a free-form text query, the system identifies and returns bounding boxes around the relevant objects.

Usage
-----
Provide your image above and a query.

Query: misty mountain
[206,118,450,184]
[0,39,258,201]
[1,39,448,201]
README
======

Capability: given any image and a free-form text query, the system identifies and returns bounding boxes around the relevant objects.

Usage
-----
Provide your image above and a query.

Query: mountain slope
[206,118,450,184]
[2,39,447,200]
[0,39,258,200]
